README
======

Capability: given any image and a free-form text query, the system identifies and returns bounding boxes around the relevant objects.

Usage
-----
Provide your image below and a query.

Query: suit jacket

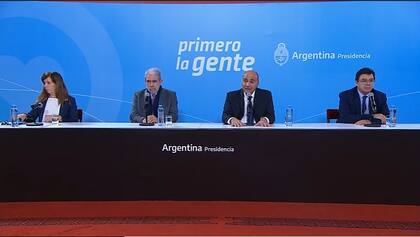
[222,88,275,124]
[130,87,178,123]
[26,96,78,122]
[337,87,389,124]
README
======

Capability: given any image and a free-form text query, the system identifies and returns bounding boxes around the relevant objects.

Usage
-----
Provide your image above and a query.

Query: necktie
[151,93,156,105]
[247,95,254,125]
[362,95,367,115]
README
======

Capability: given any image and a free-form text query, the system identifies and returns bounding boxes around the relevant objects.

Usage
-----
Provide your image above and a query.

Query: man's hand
[373,113,387,124]
[355,119,372,126]
[255,117,270,127]
[230,117,244,127]
[143,115,157,124]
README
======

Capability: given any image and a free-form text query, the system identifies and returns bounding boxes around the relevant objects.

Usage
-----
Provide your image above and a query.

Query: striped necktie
[247,95,254,125]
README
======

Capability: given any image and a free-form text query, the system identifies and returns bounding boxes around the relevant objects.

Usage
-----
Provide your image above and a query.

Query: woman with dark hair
[17,72,78,122]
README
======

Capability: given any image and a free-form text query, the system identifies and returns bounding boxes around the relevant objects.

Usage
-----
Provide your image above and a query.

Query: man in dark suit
[222,70,275,127]
[338,67,389,125]
[130,68,178,124]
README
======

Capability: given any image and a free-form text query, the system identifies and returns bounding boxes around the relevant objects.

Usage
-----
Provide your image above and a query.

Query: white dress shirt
[357,90,370,115]
[241,91,256,124]
[42,98,61,122]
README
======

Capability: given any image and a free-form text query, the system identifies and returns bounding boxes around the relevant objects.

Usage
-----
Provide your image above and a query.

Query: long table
[1,122,420,204]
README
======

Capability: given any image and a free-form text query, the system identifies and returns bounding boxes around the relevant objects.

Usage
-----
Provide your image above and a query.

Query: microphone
[139,90,154,126]
[30,102,43,110]
[144,90,152,117]
[368,92,377,113]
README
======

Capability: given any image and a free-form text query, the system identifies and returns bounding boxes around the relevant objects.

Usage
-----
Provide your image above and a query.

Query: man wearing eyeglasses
[222,70,275,127]
[337,67,389,125]
[130,68,178,124]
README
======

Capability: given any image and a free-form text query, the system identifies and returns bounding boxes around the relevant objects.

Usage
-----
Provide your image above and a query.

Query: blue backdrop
[1,1,419,123]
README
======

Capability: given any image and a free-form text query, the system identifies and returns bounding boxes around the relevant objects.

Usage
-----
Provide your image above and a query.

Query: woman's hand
[17,113,27,121]
[44,115,52,122]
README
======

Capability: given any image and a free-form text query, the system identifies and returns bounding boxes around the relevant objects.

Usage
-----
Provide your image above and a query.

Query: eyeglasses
[358,79,375,84]
[146,80,159,83]
[42,72,58,77]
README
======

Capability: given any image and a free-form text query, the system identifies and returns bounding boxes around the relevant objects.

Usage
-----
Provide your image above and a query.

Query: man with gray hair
[130,68,178,124]
[222,70,275,127]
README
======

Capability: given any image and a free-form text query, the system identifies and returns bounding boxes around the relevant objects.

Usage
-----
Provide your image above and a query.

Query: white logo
[175,37,256,77]
[274,43,289,66]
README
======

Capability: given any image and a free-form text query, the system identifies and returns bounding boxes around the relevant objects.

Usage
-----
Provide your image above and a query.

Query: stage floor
[1,201,420,236]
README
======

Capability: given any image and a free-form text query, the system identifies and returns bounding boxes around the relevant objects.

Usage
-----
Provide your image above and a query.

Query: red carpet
[1,201,420,236]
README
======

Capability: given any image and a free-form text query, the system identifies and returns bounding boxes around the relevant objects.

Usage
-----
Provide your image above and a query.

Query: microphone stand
[368,92,377,114]
[25,102,44,126]
[139,91,155,126]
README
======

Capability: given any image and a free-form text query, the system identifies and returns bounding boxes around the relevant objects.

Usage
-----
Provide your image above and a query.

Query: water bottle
[157,104,164,126]
[10,105,18,127]
[285,105,293,126]
[388,105,397,127]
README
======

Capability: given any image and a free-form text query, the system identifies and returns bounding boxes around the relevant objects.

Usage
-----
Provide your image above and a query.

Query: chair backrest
[77,109,83,122]
[326,109,339,123]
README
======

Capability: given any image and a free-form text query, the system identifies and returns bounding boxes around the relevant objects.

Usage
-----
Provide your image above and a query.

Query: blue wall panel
[1,1,419,123]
